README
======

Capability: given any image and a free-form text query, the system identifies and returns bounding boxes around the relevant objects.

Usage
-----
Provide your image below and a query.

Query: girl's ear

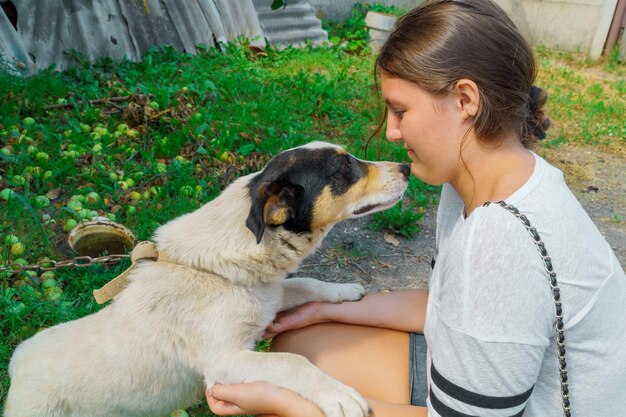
[454,79,480,120]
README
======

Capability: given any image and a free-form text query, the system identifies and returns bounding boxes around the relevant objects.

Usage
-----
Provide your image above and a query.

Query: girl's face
[381,76,469,186]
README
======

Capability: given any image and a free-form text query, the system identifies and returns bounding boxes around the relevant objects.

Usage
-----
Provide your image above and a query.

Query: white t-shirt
[424,152,626,416]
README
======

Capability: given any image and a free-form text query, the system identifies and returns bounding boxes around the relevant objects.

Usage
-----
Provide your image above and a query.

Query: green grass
[369,177,438,238]
[0,42,412,417]
[1,6,624,414]
[324,2,408,53]
[535,45,626,154]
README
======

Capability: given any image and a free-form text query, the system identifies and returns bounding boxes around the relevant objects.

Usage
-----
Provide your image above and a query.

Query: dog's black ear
[246,180,303,244]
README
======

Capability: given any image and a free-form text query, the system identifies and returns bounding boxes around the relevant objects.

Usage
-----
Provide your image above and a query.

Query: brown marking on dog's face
[310,169,371,230]
[310,160,406,230]
[246,142,409,243]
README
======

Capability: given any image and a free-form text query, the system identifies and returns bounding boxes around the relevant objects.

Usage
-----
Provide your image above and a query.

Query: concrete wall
[494,0,618,58]
[310,0,620,58]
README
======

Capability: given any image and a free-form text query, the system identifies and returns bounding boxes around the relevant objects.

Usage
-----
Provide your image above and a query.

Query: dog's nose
[399,164,411,180]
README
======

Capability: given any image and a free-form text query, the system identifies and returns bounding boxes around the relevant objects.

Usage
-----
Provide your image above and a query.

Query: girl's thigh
[270,323,410,404]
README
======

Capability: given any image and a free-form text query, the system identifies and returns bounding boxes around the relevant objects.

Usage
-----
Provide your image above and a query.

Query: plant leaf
[271,0,287,10]
[45,188,62,200]
[11,192,44,235]
[0,152,17,164]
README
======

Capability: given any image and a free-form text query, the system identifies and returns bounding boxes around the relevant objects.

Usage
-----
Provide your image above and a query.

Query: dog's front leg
[279,277,365,311]
[211,350,370,417]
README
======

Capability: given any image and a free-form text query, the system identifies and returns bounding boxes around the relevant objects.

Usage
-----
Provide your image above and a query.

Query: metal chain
[0,254,130,272]
[484,201,571,417]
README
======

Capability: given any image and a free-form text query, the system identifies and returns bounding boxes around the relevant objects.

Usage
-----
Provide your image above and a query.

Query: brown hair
[374,0,550,148]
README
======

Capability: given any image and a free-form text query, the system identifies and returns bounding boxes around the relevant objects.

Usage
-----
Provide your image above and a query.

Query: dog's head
[246,142,410,243]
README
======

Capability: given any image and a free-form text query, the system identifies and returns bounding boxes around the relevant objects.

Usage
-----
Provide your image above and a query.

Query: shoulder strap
[484,201,571,417]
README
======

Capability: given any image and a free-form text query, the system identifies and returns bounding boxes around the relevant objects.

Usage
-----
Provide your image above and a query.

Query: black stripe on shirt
[431,363,534,409]
[430,387,526,417]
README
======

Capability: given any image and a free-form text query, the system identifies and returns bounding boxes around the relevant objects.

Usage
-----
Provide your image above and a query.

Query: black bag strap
[484,201,571,417]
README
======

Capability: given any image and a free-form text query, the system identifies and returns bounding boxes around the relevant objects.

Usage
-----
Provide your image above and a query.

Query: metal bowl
[67,217,136,257]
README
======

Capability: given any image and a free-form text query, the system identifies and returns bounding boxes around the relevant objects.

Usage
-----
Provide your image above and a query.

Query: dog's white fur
[5,142,408,417]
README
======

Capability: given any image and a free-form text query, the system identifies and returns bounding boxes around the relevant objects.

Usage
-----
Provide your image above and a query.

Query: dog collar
[92,241,172,304]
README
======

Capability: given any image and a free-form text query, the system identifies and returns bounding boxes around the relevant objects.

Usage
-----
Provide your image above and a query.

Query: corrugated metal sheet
[0,0,265,75]
[0,0,34,76]
[253,0,328,46]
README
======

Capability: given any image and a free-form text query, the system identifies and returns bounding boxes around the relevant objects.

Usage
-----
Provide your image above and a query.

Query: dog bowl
[68,217,136,257]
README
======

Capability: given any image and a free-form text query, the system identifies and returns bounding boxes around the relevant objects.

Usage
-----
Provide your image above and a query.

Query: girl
[206,1,626,416]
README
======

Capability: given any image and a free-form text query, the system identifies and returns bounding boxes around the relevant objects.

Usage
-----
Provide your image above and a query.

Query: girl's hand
[262,301,327,339]
[206,382,280,416]
[206,381,323,417]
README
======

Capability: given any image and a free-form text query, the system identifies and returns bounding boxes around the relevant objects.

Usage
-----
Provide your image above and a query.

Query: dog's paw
[314,380,371,417]
[322,282,366,303]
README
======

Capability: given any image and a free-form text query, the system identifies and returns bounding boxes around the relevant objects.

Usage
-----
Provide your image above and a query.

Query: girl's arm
[264,289,428,339]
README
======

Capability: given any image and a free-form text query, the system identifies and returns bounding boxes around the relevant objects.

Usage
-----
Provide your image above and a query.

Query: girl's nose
[386,125,402,143]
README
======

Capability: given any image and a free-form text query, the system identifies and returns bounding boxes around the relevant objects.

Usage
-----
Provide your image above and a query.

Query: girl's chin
[410,163,439,186]
[409,162,421,178]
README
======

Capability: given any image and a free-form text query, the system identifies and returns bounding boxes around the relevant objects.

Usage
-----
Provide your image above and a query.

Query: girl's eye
[389,107,405,120]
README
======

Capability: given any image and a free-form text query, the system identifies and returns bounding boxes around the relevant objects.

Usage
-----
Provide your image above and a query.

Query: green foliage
[535,47,625,152]
[369,177,438,238]
[271,0,287,10]
[370,203,422,238]
[605,46,622,72]
[324,2,406,53]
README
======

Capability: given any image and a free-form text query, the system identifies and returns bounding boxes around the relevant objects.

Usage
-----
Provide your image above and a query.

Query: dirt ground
[294,144,625,291]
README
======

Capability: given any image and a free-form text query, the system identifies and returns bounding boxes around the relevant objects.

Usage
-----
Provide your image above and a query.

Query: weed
[370,202,423,238]
[535,48,625,154]
[605,46,622,72]
[586,83,603,98]
[543,134,568,149]
[368,177,435,238]
[332,238,373,261]
[324,2,406,53]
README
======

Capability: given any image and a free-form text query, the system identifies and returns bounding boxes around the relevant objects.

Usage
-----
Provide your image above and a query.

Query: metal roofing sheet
[0,0,265,75]
[253,0,328,46]
[0,1,34,75]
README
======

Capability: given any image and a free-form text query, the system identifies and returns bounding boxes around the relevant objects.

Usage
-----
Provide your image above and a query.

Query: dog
[5,141,410,417]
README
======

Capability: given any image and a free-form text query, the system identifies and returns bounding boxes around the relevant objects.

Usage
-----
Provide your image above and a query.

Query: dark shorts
[409,332,428,406]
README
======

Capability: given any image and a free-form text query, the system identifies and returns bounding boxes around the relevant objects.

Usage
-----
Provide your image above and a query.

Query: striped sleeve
[429,361,533,417]
[426,321,546,417]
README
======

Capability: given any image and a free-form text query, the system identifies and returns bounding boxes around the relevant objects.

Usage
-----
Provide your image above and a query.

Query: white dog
[5,141,410,417]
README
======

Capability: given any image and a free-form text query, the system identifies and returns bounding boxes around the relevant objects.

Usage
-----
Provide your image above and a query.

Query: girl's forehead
[381,77,426,101]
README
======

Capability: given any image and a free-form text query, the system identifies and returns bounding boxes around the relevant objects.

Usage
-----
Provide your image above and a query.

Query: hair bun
[526,86,551,141]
